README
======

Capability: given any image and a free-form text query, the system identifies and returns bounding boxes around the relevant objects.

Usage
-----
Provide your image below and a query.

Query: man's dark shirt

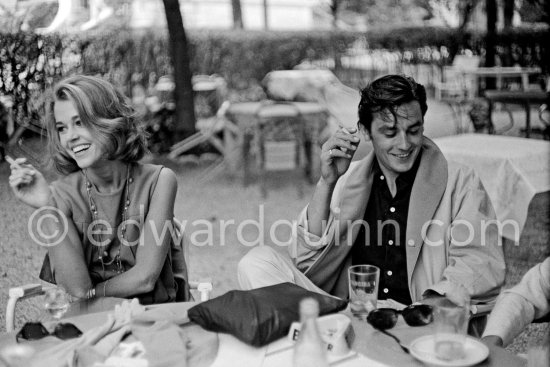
[351,153,422,305]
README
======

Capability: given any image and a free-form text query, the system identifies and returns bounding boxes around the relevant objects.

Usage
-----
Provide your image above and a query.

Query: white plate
[409,335,489,367]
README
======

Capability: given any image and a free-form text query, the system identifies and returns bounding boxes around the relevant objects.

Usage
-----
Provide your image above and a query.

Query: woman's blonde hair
[47,75,148,174]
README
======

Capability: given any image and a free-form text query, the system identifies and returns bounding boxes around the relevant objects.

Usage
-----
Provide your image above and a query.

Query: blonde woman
[8,75,190,304]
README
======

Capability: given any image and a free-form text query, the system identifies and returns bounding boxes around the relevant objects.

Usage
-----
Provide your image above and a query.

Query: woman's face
[54,99,105,170]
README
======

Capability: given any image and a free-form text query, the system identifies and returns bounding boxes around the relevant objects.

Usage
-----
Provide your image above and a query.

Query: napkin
[26,299,218,367]
[131,321,188,367]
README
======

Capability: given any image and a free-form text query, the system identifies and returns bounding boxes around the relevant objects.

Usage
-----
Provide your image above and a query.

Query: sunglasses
[16,322,82,342]
[366,304,434,330]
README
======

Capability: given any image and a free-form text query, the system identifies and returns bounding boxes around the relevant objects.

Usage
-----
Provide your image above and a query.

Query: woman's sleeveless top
[43,163,190,304]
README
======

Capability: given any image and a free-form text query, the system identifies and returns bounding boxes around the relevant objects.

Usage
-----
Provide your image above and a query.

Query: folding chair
[168,75,229,159]
[434,55,481,134]
[254,101,306,198]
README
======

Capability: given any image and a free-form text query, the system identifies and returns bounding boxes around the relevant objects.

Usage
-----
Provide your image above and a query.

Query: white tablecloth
[433,134,550,241]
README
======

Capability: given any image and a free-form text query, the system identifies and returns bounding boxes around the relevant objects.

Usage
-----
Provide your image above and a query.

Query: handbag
[188,282,348,347]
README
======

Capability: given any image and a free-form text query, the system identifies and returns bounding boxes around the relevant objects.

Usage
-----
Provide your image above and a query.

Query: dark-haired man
[239,75,505,325]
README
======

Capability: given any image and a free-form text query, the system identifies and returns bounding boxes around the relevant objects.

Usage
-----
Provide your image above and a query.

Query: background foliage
[0,26,548,129]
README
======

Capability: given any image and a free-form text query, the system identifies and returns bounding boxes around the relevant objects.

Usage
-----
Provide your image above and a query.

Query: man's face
[364,101,424,180]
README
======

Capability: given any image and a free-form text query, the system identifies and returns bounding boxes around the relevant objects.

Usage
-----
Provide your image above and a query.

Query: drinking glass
[348,265,380,320]
[43,287,69,321]
[433,304,469,361]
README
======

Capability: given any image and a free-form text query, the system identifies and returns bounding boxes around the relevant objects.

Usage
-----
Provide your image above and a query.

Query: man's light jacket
[290,137,505,307]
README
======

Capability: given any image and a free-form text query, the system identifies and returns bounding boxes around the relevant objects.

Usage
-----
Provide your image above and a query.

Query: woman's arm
[44,209,94,299]
[97,168,178,297]
[8,157,51,208]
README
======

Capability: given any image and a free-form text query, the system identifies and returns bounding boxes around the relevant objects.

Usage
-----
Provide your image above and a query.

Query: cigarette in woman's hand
[5,155,21,168]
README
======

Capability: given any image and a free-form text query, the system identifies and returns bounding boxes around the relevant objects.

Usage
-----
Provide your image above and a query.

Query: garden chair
[254,101,306,198]
[168,101,229,159]
[5,222,213,332]
[434,55,481,134]
[167,75,229,159]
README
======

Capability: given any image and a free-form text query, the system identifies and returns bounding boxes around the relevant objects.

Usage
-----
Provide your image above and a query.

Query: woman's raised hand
[320,128,360,186]
[7,156,51,208]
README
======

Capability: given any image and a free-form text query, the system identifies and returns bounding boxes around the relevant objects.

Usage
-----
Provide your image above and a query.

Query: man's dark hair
[358,74,428,132]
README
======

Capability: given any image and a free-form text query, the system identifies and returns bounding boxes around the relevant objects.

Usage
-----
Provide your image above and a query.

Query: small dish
[409,335,489,367]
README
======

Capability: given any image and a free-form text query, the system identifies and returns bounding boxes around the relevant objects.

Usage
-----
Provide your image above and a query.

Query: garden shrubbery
[0,25,547,132]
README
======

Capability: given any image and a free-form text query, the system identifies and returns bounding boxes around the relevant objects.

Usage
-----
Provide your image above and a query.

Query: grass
[0,132,548,355]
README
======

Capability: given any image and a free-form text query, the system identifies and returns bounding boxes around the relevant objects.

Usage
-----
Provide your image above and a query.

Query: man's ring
[329,149,333,157]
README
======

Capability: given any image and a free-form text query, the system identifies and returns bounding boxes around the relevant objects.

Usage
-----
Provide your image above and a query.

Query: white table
[433,134,550,241]
[0,300,524,367]
[261,69,340,102]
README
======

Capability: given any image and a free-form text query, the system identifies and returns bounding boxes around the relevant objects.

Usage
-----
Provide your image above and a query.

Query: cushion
[187,282,347,347]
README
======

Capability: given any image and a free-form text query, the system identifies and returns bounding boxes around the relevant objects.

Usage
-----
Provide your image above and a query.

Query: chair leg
[260,169,267,199]
[6,284,44,332]
[297,174,304,198]
[446,102,464,134]
[6,296,19,332]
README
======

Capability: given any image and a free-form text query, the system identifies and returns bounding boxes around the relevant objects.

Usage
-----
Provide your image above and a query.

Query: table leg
[521,73,529,90]
[524,101,531,138]
[223,121,241,172]
[496,75,503,90]
[242,131,252,186]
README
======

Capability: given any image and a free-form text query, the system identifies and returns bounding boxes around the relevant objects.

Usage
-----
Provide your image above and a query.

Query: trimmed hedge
[76,29,360,91]
[366,25,548,68]
[0,32,65,128]
[1,26,547,129]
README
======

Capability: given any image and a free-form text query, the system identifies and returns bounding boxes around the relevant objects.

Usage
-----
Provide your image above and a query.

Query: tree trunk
[485,0,498,88]
[449,0,478,60]
[503,0,514,29]
[330,1,342,70]
[162,0,196,140]
[231,0,244,29]
[263,0,268,30]
[330,0,339,29]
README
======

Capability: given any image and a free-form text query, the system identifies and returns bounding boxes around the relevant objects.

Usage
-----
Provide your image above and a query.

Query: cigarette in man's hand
[5,155,21,168]
[340,128,358,154]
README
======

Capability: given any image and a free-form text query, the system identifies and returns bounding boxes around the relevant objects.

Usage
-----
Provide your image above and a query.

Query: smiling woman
[7,75,191,305]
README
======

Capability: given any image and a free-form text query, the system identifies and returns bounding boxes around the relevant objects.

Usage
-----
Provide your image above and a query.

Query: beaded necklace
[84,164,133,275]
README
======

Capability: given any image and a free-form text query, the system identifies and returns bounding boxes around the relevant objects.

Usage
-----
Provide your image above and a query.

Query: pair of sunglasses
[366,304,434,330]
[366,304,434,354]
[16,322,82,342]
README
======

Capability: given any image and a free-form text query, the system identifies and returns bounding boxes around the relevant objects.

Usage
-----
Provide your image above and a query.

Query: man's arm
[423,166,506,304]
[307,129,359,236]
[306,178,337,237]
[289,129,359,269]
[482,258,550,346]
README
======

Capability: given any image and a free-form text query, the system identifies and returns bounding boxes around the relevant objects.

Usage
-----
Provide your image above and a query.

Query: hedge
[1,26,547,129]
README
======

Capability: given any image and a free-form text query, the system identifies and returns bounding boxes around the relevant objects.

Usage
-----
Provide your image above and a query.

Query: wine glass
[43,287,69,321]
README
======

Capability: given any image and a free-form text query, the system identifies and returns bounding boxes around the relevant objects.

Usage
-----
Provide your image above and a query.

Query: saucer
[409,335,489,367]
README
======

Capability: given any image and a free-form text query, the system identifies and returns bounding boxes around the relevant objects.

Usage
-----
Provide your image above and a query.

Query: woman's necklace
[84,164,133,275]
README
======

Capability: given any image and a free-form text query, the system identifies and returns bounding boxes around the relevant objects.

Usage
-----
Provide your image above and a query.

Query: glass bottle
[293,298,329,367]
